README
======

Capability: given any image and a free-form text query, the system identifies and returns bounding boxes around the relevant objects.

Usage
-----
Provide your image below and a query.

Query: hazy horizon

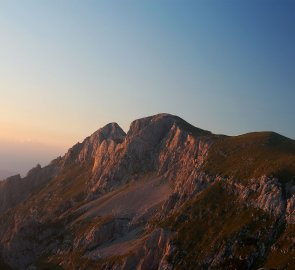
[1,0,294,177]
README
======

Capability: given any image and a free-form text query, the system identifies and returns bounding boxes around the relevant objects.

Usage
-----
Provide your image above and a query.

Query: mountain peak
[128,113,211,138]
[91,122,126,143]
[61,122,126,168]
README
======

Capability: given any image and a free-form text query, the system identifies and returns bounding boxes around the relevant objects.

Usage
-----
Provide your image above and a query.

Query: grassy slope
[264,224,295,269]
[174,116,213,137]
[161,183,276,270]
[13,163,92,220]
[204,132,295,183]
[0,163,93,269]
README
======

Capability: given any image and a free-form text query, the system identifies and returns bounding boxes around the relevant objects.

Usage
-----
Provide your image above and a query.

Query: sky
[0,0,294,177]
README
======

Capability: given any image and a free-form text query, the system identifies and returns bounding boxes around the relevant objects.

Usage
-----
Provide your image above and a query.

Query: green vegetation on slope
[204,132,295,183]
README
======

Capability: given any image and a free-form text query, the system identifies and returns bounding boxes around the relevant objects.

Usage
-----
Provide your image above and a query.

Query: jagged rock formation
[0,160,60,215]
[0,113,294,270]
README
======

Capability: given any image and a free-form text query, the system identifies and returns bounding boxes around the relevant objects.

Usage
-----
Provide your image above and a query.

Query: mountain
[0,170,16,181]
[0,113,294,270]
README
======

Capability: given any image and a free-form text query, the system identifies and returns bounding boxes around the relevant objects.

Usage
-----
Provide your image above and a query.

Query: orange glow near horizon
[0,119,70,148]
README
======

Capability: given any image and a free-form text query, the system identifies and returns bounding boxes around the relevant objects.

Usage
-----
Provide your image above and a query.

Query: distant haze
[0,140,66,178]
[0,169,15,180]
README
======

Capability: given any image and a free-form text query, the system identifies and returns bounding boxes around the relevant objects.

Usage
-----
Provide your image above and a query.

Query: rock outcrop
[0,159,60,215]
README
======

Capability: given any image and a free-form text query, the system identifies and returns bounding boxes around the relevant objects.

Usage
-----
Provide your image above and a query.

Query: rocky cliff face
[0,113,294,270]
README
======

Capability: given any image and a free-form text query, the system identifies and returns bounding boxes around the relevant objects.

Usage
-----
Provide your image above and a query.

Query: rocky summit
[0,113,294,270]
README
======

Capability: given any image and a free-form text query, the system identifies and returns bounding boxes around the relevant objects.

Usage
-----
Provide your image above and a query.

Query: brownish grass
[264,224,295,269]
[204,132,295,183]
[161,183,276,269]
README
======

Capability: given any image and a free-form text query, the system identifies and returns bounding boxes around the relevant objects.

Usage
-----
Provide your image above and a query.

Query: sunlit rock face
[287,195,295,224]
[0,113,295,270]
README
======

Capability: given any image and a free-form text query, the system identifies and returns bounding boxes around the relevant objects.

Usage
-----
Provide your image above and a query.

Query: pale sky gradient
[0,0,294,177]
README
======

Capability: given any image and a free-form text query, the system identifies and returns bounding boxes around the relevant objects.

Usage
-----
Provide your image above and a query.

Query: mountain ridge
[0,113,294,269]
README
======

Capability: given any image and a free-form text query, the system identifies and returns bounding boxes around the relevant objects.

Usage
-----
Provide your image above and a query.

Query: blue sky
[0,0,294,176]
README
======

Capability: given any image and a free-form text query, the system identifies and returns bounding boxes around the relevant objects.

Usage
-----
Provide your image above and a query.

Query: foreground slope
[0,113,294,269]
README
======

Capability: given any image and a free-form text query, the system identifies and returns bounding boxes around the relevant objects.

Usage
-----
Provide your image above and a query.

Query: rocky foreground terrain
[0,113,294,270]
